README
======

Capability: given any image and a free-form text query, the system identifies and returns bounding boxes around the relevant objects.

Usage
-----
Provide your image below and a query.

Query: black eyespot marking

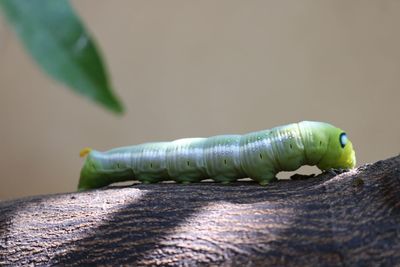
[339,132,348,148]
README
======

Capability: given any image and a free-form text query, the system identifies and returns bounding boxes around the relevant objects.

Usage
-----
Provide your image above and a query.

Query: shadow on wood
[1,155,400,266]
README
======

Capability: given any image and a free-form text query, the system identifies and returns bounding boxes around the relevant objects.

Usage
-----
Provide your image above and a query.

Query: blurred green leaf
[0,0,124,114]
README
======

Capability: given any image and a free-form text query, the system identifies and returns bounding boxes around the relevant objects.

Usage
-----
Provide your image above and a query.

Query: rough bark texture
[1,155,400,266]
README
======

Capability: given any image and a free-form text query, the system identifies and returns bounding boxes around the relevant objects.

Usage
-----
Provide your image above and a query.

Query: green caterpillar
[78,121,356,190]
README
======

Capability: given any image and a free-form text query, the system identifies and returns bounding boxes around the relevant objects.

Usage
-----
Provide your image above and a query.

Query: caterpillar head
[317,128,356,170]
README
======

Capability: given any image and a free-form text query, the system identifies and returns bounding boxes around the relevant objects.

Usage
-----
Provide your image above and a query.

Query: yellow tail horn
[79,147,92,158]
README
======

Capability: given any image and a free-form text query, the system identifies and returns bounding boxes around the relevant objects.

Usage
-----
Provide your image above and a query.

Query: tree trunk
[1,155,400,266]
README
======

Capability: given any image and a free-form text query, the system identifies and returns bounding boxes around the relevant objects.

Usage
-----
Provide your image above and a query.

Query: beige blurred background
[0,1,399,200]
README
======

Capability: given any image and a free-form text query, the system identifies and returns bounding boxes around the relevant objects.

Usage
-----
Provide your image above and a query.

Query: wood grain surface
[1,155,399,266]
